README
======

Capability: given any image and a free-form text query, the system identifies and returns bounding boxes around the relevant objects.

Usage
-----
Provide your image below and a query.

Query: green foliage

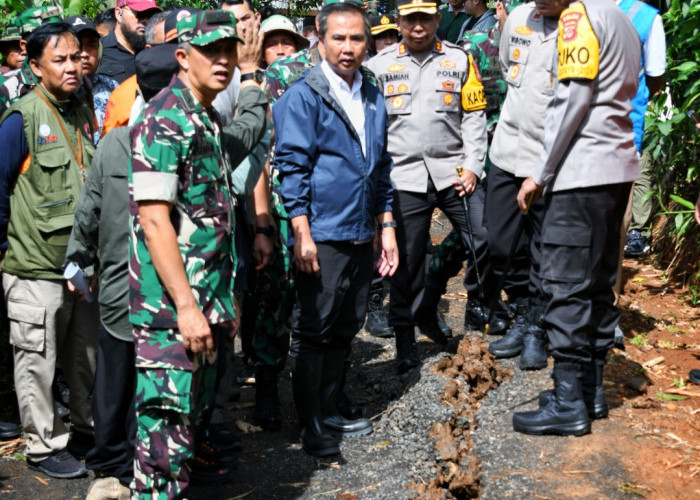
[631,333,649,347]
[644,0,700,302]
[655,391,687,401]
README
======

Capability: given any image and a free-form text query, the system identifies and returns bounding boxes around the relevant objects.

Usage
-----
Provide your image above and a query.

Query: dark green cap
[323,0,366,8]
[177,9,243,46]
[17,5,64,36]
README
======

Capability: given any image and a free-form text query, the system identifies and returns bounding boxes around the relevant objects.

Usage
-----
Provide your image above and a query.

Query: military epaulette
[398,42,407,55]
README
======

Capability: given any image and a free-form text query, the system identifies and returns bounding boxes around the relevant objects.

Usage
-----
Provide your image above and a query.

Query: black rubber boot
[519,302,548,370]
[0,421,21,440]
[464,298,507,334]
[254,366,282,431]
[292,351,339,457]
[321,349,372,437]
[364,284,393,337]
[488,298,529,358]
[513,362,591,436]
[337,359,362,420]
[395,327,420,374]
[414,274,449,344]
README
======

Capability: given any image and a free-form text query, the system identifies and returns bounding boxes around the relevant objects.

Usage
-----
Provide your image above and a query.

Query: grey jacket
[366,39,487,193]
[533,0,641,190]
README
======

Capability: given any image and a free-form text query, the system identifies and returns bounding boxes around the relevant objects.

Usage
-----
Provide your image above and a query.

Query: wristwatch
[241,69,264,84]
[379,221,397,230]
[255,225,275,236]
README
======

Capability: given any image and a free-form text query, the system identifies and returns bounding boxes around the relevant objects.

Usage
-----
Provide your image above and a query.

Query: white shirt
[320,59,366,155]
[644,15,666,77]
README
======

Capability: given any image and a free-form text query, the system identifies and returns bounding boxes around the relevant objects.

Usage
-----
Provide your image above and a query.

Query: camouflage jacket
[129,77,236,330]
[460,28,506,135]
[0,62,35,117]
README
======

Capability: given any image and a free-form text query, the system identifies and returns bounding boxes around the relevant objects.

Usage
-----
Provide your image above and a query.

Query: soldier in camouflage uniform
[128,10,246,498]
[0,6,63,116]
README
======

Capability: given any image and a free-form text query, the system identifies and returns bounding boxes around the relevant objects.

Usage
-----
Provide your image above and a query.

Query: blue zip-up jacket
[273,63,394,243]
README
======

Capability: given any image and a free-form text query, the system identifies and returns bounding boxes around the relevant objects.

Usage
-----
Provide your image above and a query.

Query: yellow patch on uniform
[387,63,405,72]
[442,80,455,91]
[392,96,404,109]
[443,93,454,105]
[440,60,456,68]
[509,63,520,80]
[558,2,599,81]
[387,84,395,94]
[398,43,407,55]
[515,25,532,35]
[435,41,442,51]
[398,83,408,93]
[462,53,487,112]
[513,48,520,60]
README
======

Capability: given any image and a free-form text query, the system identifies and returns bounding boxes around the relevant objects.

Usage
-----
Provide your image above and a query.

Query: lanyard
[34,88,86,182]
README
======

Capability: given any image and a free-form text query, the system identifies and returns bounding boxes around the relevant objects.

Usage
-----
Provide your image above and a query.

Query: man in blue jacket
[273,0,398,458]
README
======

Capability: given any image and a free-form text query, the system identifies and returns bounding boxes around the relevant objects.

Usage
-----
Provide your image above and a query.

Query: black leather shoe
[395,327,420,374]
[488,315,528,358]
[322,415,372,437]
[414,308,448,345]
[690,369,700,384]
[365,286,393,337]
[519,326,548,370]
[513,363,590,436]
[0,421,20,440]
[337,391,362,420]
[464,299,507,334]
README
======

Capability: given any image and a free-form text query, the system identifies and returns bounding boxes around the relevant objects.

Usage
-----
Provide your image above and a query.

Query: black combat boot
[414,274,449,344]
[320,349,372,437]
[464,298,507,334]
[364,283,393,337]
[519,300,548,370]
[254,365,282,431]
[336,359,362,420]
[539,354,608,419]
[488,297,529,357]
[513,362,591,436]
[292,351,339,457]
[0,421,20,440]
[395,327,420,374]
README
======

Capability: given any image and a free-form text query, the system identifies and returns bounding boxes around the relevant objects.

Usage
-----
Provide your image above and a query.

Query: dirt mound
[410,336,511,499]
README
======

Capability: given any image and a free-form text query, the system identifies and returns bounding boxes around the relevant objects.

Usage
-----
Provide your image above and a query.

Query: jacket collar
[397,39,443,58]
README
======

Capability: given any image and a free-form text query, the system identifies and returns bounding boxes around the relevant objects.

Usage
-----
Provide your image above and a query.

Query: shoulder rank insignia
[558,2,599,81]
[398,43,407,55]
[435,40,442,52]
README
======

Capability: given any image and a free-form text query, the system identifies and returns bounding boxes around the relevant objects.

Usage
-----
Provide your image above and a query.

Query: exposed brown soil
[409,337,511,499]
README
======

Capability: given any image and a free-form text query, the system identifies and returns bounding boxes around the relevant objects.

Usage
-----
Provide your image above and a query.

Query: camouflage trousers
[429,228,466,279]
[131,326,217,500]
[241,245,294,370]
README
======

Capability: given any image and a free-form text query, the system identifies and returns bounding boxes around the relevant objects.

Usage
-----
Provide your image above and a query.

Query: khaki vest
[2,86,95,279]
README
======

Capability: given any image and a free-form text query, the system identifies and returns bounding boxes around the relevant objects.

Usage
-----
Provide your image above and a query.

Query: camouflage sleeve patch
[132,171,178,203]
[131,114,184,178]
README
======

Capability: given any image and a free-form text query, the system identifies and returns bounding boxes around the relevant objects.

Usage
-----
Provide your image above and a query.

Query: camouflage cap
[0,17,22,43]
[17,5,64,36]
[177,10,243,46]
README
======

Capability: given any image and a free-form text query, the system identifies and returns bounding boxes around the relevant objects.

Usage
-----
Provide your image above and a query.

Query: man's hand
[376,228,399,277]
[517,177,544,213]
[66,274,97,301]
[236,20,263,74]
[294,233,319,275]
[178,304,214,355]
[453,169,478,197]
[254,233,273,270]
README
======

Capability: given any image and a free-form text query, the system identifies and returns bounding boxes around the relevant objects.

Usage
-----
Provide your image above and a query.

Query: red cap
[117,0,161,12]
